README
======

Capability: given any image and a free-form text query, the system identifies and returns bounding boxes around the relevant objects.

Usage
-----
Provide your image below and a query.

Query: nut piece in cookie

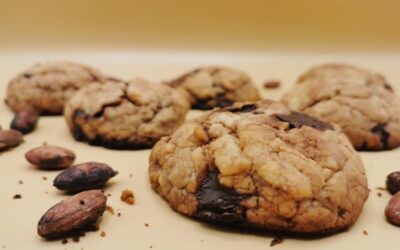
[10,107,39,134]
[37,190,107,238]
[53,162,118,192]
[6,61,106,115]
[282,63,400,150]
[167,66,260,110]
[149,100,369,234]
[64,78,190,149]
[25,145,75,169]
[0,129,23,151]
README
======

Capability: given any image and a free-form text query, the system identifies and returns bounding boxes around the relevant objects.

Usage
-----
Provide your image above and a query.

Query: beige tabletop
[0,52,399,250]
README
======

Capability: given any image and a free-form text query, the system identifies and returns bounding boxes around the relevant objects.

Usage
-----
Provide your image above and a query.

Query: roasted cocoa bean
[37,190,107,238]
[25,145,75,169]
[10,107,39,134]
[0,129,23,151]
[386,171,400,195]
[53,162,118,192]
[385,192,400,226]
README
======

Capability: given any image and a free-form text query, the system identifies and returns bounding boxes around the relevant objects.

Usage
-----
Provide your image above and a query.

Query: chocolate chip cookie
[65,78,190,149]
[149,100,368,234]
[167,66,260,110]
[282,63,400,150]
[6,62,106,115]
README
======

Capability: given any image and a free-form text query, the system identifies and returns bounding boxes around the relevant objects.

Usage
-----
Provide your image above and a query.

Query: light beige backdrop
[1,0,400,52]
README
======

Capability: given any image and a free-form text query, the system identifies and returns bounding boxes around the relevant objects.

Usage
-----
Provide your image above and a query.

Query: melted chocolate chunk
[274,112,334,131]
[371,123,390,149]
[384,83,394,92]
[195,170,248,224]
[224,104,257,113]
[22,73,32,79]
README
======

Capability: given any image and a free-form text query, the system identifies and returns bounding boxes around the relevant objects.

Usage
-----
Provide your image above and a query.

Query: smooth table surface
[0,51,399,250]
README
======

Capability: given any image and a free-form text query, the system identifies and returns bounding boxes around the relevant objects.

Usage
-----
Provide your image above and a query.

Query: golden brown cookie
[65,78,190,149]
[167,66,260,110]
[5,61,106,115]
[282,63,400,150]
[149,100,368,234]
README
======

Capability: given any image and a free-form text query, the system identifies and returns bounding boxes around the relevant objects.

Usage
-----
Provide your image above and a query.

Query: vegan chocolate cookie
[65,78,190,149]
[282,63,400,150]
[167,66,260,110]
[149,100,369,234]
[6,62,106,115]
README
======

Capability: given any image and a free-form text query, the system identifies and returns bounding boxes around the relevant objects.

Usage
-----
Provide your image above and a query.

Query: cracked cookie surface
[65,78,190,149]
[6,62,106,115]
[149,100,368,234]
[167,66,260,110]
[282,63,400,150]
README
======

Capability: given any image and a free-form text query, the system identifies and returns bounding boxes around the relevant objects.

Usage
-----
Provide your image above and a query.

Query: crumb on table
[263,80,281,89]
[121,189,135,205]
[13,194,22,199]
[106,205,115,215]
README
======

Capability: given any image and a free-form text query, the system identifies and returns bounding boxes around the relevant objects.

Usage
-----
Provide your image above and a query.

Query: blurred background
[1,0,400,52]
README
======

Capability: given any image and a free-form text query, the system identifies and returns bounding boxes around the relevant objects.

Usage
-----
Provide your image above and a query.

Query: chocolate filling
[384,83,394,92]
[274,112,334,131]
[371,123,390,149]
[195,170,249,225]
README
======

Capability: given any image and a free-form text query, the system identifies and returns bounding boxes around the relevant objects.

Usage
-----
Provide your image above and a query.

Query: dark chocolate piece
[195,170,248,224]
[274,112,334,131]
[371,124,390,149]
[224,103,257,113]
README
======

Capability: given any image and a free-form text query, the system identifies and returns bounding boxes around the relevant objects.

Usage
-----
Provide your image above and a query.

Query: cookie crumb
[149,246,153,249]
[117,212,121,217]
[377,192,382,197]
[18,180,23,185]
[62,239,68,244]
[263,80,281,89]
[42,176,48,181]
[376,186,387,191]
[42,141,48,146]
[100,231,106,237]
[44,191,48,194]
[363,230,368,235]
[270,237,284,247]
[121,189,135,205]
[129,174,133,178]
[107,193,112,197]
[13,194,22,199]
[106,205,115,215]
[144,223,149,227]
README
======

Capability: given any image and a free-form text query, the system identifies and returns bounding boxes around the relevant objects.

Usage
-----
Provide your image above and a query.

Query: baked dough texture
[282,64,400,150]
[167,66,260,110]
[6,61,106,115]
[65,78,190,149]
[149,100,368,234]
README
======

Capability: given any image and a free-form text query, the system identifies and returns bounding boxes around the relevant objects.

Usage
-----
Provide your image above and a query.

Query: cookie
[149,100,368,234]
[282,63,400,150]
[297,63,393,91]
[5,62,106,115]
[167,66,260,110]
[64,78,190,149]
